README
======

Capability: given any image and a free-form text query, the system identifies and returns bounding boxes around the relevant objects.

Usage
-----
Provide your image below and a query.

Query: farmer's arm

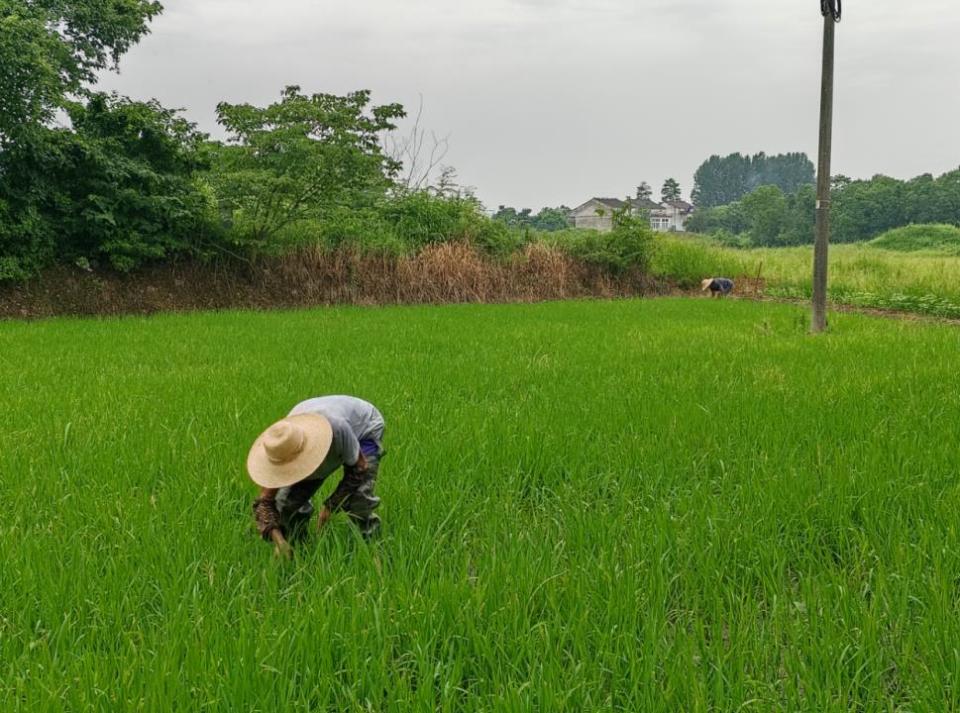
[253,487,294,558]
[252,487,282,539]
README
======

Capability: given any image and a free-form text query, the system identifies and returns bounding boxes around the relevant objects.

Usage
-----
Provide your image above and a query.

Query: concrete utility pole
[812,1,840,333]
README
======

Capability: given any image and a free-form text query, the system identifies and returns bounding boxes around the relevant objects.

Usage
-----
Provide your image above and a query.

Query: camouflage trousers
[275,446,383,540]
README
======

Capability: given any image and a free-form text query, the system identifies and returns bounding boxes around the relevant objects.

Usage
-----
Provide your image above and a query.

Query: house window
[651,217,671,231]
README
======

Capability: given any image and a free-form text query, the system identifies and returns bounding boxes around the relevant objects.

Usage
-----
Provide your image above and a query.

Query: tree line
[492,206,571,232]
[691,152,816,208]
[687,170,960,246]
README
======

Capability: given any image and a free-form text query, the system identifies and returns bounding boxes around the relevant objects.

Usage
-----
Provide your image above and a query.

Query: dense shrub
[0,94,218,275]
[377,191,517,252]
[0,200,54,281]
[276,192,525,258]
[546,213,656,274]
[311,210,405,255]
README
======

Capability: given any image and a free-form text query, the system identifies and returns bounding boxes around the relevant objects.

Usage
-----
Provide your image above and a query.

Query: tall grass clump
[650,234,756,288]
[733,243,960,313]
[649,234,960,316]
[868,224,960,254]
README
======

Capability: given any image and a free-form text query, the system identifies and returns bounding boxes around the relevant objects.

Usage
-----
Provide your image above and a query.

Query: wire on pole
[821,0,841,22]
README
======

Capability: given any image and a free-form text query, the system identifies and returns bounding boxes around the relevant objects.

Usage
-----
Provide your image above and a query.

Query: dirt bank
[0,243,672,320]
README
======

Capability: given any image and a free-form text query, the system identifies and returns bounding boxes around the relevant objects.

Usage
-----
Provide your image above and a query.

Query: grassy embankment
[653,224,960,317]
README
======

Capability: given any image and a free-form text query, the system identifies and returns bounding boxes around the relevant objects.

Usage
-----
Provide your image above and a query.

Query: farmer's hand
[270,529,293,560]
[317,506,333,530]
[274,537,293,560]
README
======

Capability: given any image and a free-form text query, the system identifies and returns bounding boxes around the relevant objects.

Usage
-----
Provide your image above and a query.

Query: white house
[569,188,694,232]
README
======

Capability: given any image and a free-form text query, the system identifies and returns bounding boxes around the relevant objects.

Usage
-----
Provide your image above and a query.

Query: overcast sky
[99,0,960,211]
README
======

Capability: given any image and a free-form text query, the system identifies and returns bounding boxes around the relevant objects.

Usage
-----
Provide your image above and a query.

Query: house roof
[570,196,695,216]
[594,198,627,208]
[569,197,626,214]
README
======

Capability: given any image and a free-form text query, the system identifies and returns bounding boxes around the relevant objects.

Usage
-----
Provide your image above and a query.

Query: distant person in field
[701,277,735,298]
[247,395,385,557]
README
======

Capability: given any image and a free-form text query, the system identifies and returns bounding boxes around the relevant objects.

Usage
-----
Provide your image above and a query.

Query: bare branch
[382,96,450,192]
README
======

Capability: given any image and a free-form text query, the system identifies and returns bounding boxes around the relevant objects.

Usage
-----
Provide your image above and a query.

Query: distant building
[569,187,694,232]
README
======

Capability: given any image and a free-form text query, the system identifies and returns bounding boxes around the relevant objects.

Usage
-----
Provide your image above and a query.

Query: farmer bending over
[701,277,735,298]
[247,395,385,556]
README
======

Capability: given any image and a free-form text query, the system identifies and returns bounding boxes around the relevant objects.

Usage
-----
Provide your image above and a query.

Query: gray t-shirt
[288,396,385,481]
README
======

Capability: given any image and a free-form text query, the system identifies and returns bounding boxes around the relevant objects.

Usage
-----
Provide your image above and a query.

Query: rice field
[3,298,960,711]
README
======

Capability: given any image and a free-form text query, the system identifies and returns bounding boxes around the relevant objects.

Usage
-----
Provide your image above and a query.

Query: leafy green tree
[494,205,572,232]
[748,152,815,194]
[831,175,853,191]
[902,170,960,226]
[692,153,751,207]
[0,92,215,276]
[778,153,816,193]
[492,206,531,229]
[531,206,571,232]
[827,169,959,242]
[636,182,652,202]
[685,202,748,237]
[682,208,713,235]
[690,167,958,246]
[831,175,906,243]
[0,0,162,143]
[778,184,816,245]
[213,86,405,245]
[740,185,787,246]
[661,178,681,202]
[692,152,813,207]
[936,169,960,221]
[903,173,939,225]
[432,165,460,198]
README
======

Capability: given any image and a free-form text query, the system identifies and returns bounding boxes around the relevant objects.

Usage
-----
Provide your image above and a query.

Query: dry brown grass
[0,243,669,319]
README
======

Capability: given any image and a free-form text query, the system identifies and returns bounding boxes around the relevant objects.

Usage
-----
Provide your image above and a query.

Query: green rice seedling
[2,299,960,711]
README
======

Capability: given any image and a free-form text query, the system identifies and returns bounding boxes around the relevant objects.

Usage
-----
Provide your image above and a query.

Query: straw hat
[247,414,333,489]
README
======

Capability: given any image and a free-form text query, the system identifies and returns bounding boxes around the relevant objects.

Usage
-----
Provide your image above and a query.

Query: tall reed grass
[657,234,960,316]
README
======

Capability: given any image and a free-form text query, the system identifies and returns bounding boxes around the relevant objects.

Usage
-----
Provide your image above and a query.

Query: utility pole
[812,0,840,333]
